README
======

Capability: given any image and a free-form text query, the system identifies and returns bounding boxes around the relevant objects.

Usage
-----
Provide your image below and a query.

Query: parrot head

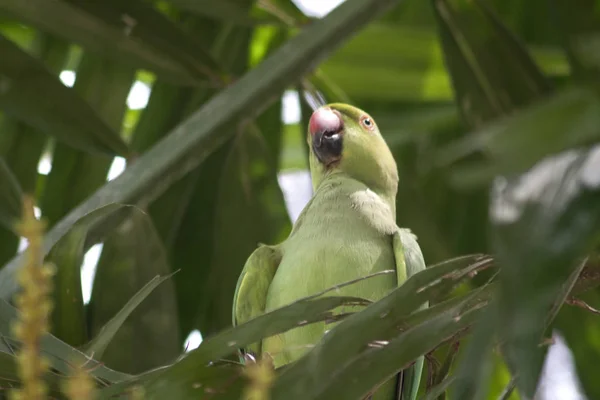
[307,103,398,198]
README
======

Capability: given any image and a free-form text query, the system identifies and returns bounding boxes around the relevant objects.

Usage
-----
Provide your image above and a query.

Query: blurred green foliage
[0,0,599,398]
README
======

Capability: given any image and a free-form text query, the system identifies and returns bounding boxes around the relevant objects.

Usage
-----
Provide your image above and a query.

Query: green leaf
[46,225,87,347]
[0,299,130,383]
[40,53,135,226]
[150,16,258,337]
[0,157,22,231]
[489,145,600,396]
[72,0,223,84]
[553,289,600,398]
[0,33,129,156]
[108,295,366,398]
[0,351,64,396]
[45,203,139,350]
[269,266,493,399]
[0,33,68,265]
[439,86,600,187]
[0,203,133,299]
[194,121,291,334]
[88,210,179,373]
[319,22,565,102]
[164,0,280,26]
[86,272,177,362]
[101,362,245,400]
[552,0,600,79]
[420,375,456,400]
[138,256,490,398]
[0,0,214,84]
[449,301,497,400]
[433,0,552,127]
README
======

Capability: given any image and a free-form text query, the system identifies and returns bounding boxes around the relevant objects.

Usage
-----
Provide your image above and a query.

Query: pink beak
[309,107,343,138]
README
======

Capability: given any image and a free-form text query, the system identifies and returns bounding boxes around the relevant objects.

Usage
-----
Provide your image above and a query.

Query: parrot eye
[360,115,375,131]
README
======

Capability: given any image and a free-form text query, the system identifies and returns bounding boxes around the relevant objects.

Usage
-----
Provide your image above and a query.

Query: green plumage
[233,103,426,400]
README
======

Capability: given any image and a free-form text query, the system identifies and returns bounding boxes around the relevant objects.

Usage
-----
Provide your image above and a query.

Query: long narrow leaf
[46,225,88,346]
[85,272,177,359]
[0,34,129,156]
[164,0,281,26]
[0,299,130,383]
[0,158,22,231]
[271,282,491,399]
[439,86,600,187]
[40,53,134,226]
[0,204,133,299]
[434,0,551,127]
[489,144,600,396]
[72,0,223,84]
[0,0,209,84]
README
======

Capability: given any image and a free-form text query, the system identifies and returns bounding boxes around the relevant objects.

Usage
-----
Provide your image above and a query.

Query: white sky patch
[277,170,313,223]
[282,90,301,125]
[184,329,203,352]
[537,331,588,400]
[17,237,27,253]
[59,70,76,88]
[292,0,346,17]
[37,153,52,175]
[81,243,103,305]
[107,156,127,181]
[127,81,151,110]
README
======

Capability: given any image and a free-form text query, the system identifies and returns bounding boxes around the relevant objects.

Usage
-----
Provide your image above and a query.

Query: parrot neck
[315,169,397,219]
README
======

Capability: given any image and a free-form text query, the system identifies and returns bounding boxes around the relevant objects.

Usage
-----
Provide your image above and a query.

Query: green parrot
[233,103,426,399]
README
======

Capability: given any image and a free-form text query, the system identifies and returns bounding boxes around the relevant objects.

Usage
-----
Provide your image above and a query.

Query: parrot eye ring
[360,115,375,130]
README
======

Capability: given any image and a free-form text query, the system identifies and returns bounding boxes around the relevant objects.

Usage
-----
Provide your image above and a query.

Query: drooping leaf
[71,0,223,85]
[46,225,88,347]
[553,288,600,398]
[86,272,177,362]
[0,157,22,231]
[449,301,497,400]
[0,33,129,156]
[101,362,245,400]
[40,53,135,226]
[0,203,133,299]
[0,351,64,396]
[551,0,600,79]
[149,13,256,338]
[276,298,483,400]
[0,299,130,383]
[433,0,552,127]
[0,33,68,265]
[488,145,600,397]
[88,210,180,373]
[103,261,494,399]
[194,122,291,334]
[439,86,600,187]
[133,256,491,398]
[421,375,457,400]
[0,0,214,84]
[269,259,494,399]
[319,21,565,102]
[164,0,281,26]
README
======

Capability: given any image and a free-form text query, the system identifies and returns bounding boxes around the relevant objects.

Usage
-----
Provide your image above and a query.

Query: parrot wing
[393,228,427,400]
[232,244,282,356]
